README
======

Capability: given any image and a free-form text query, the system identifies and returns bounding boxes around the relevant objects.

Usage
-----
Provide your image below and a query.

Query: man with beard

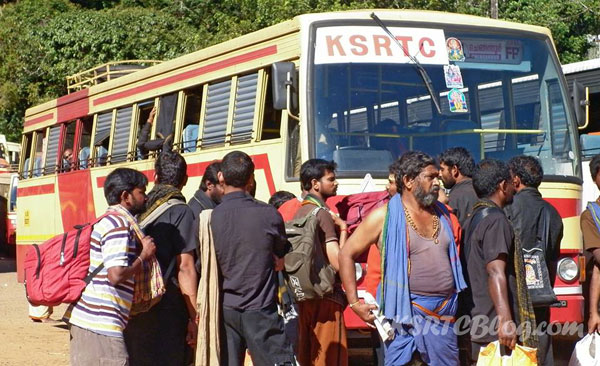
[439,148,477,365]
[189,161,223,218]
[339,151,467,365]
[64,168,156,365]
[125,151,198,366]
[439,147,478,227]
[294,158,349,366]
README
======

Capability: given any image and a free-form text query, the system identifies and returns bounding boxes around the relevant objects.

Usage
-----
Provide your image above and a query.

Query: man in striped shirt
[64,168,156,366]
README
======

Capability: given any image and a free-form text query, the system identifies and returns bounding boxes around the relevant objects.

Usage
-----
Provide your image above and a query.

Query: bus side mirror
[573,80,589,129]
[272,62,298,112]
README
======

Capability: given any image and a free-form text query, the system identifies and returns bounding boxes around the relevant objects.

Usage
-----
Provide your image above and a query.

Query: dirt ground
[0,258,69,366]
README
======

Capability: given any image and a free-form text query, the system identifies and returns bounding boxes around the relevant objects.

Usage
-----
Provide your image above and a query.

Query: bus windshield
[311,24,579,178]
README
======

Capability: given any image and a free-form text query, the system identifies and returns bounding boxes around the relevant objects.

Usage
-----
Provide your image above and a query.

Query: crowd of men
[57,146,600,366]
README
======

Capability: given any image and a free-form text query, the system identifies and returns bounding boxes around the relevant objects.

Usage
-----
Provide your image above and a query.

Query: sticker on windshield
[448,88,468,113]
[444,65,463,88]
[446,37,465,62]
[461,39,523,64]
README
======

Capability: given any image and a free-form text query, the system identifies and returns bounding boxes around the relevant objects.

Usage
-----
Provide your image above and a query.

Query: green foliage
[0,0,204,141]
[0,0,598,141]
[500,0,600,64]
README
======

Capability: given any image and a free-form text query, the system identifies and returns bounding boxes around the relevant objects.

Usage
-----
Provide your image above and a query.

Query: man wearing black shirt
[439,147,478,227]
[464,159,518,363]
[188,161,223,218]
[505,156,562,366]
[211,151,294,366]
[124,151,198,366]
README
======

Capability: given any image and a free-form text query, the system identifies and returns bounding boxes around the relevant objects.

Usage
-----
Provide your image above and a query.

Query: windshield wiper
[370,12,442,115]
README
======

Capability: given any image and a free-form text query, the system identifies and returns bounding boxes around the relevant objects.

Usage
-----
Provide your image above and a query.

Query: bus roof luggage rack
[66,60,162,94]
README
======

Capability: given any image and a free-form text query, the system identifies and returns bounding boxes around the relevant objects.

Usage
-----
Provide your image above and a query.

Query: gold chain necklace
[403,206,441,244]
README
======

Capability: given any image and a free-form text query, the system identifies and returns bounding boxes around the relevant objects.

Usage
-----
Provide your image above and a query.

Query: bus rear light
[557,257,579,283]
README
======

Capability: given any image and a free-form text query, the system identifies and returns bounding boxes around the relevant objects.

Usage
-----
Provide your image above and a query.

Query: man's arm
[178,251,198,318]
[177,251,199,346]
[317,210,344,271]
[107,236,155,286]
[330,212,348,249]
[589,260,600,333]
[589,261,600,333]
[325,241,341,271]
[486,256,517,349]
[338,206,386,324]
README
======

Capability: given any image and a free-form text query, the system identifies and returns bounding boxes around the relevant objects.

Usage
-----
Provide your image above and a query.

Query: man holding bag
[505,156,562,366]
[64,168,156,365]
[463,159,538,363]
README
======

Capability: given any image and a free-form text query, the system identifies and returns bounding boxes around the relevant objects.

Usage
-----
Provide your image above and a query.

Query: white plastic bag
[569,333,600,366]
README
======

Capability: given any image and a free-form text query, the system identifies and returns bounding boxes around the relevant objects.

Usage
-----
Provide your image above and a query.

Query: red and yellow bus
[18,10,586,328]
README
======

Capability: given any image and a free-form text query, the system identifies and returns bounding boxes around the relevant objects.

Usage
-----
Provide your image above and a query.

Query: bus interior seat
[580,134,600,159]
[95,146,108,166]
[332,148,393,173]
[182,124,199,153]
[32,156,42,177]
[441,119,480,161]
[23,157,43,178]
[78,147,90,169]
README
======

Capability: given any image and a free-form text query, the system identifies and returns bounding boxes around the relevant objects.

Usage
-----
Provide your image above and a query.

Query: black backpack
[283,207,336,302]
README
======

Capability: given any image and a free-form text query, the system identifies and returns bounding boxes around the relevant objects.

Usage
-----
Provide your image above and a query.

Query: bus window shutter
[43,126,61,175]
[93,112,112,166]
[231,73,258,143]
[111,107,133,164]
[202,80,231,147]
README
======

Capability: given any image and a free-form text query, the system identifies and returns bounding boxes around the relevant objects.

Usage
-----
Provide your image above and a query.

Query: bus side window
[135,100,155,160]
[231,72,259,143]
[60,121,77,172]
[260,72,281,141]
[180,88,202,153]
[201,79,231,148]
[93,111,112,167]
[547,79,572,157]
[286,119,301,178]
[155,93,177,143]
[20,133,33,179]
[136,93,177,158]
[78,117,93,169]
[43,125,61,175]
[110,106,133,164]
[32,130,46,177]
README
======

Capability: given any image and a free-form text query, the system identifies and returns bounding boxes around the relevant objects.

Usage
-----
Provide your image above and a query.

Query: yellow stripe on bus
[539,182,582,199]
[560,216,582,251]
[16,234,55,242]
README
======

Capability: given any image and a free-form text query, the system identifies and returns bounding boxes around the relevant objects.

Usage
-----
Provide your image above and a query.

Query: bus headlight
[557,258,579,283]
[355,263,363,281]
